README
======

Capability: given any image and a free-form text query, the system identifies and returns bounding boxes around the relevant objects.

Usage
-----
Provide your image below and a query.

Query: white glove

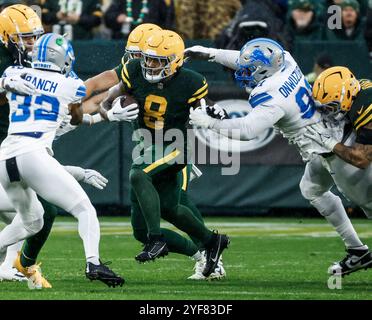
[83,169,108,190]
[206,103,228,120]
[189,98,217,129]
[1,74,36,95]
[184,46,217,62]
[107,98,139,122]
[55,115,77,138]
[302,123,339,153]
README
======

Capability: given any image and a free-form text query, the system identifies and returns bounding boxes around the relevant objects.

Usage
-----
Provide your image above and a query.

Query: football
[119,94,138,108]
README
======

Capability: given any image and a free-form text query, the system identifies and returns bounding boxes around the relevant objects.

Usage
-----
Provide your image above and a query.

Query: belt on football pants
[6,157,20,182]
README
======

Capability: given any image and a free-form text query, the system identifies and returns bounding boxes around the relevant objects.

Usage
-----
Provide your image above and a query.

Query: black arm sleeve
[355,127,372,145]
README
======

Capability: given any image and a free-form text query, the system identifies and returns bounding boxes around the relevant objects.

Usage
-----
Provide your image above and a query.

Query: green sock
[20,198,58,267]
[164,205,213,246]
[130,169,161,236]
[161,228,198,256]
[180,191,204,247]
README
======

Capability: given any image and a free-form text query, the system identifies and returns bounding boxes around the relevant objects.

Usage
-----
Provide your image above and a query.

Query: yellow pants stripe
[182,167,188,191]
[143,149,181,173]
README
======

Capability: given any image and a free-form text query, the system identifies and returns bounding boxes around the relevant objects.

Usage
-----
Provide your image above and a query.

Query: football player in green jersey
[100,29,229,278]
[306,66,372,168]
[82,23,227,280]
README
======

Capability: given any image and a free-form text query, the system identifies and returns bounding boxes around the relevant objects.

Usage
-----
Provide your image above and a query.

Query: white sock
[70,200,100,262]
[311,192,364,248]
[1,241,23,269]
[192,251,203,261]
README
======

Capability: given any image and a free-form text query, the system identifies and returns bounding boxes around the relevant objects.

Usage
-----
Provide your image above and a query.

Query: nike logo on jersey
[357,107,365,115]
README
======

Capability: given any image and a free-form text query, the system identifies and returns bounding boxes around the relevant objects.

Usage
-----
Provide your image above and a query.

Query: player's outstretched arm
[64,166,108,190]
[332,143,371,169]
[190,99,284,140]
[184,46,240,70]
[83,69,119,100]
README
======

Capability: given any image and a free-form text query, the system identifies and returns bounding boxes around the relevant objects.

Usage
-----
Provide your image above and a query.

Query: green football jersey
[348,79,372,133]
[120,59,208,141]
[0,43,13,142]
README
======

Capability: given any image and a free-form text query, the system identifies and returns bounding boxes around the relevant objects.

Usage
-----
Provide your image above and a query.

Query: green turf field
[1,216,372,300]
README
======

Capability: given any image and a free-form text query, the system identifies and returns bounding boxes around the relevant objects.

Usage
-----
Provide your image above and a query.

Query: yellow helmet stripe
[354,104,372,126]
[188,89,208,104]
[143,149,181,173]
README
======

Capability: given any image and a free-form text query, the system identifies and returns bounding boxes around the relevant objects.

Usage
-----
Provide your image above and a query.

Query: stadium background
[7,0,370,216]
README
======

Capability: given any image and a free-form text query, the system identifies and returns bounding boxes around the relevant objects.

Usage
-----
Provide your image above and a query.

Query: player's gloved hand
[83,169,108,190]
[189,99,217,129]
[302,122,339,153]
[106,97,139,122]
[55,115,77,138]
[184,46,217,62]
[1,74,36,95]
[206,103,229,120]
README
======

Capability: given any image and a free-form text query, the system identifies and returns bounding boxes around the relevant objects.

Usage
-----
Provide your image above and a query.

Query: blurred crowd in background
[0,0,369,45]
[0,0,371,74]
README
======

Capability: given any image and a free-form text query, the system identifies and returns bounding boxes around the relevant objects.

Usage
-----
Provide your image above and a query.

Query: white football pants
[0,149,100,261]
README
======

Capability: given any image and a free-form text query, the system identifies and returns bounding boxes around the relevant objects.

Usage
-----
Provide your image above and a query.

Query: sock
[180,191,204,247]
[2,241,23,269]
[311,192,363,248]
[87,256,100,265]
[191,250,203,261]
[161,228,198,256]
[21,198,58,267]
[130,169,162,236]
[165,205,213,246]
[70,200,100,261]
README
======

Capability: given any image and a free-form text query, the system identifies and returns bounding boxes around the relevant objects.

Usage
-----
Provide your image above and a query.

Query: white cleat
[188,251,226,280]
[0,266,27,282]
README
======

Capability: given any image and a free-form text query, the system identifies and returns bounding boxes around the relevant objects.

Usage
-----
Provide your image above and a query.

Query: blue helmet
[234,38,285,88]
[31,33,75,76]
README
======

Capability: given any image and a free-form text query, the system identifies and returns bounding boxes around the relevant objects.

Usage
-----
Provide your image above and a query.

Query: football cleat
[203,231,230,278]
[188,252,226,280]
[13,252,52,289]
[0,265,27,282]
[85,261,124,288]
[135,236,169,263]
[328,246,372,277]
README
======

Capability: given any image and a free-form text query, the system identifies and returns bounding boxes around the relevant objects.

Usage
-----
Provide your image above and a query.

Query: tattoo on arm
[333,142,371,169]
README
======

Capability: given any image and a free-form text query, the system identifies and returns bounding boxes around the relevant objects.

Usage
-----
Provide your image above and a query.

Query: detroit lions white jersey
[0,66,86,160]
[213,50,330,161]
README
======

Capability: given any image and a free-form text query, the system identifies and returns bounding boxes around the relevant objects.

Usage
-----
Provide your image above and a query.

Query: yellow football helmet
[125,23,162,62]
[141,29,185,83]
[312,66,360,113]
[0,4,43,54]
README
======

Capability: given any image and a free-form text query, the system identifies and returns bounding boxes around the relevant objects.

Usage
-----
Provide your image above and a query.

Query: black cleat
[328,246,372,277]
[85,261,125,288]
[135,235,169,263]
[203,231,230,277]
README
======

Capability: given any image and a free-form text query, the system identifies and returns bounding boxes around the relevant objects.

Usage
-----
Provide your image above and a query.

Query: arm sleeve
[64,165,85,181]
[212,104,285,140]
[213,49,240,70]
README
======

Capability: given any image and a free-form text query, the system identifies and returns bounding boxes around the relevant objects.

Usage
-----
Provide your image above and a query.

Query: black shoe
[135,235,169,263]
[85,261,125,288]
[203,231,230,277]
[328,246,372,277]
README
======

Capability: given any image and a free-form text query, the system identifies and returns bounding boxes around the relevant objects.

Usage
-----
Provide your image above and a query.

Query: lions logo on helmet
[234,38,285,88]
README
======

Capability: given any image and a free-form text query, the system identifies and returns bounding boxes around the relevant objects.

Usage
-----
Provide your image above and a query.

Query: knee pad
[133,228,148,244]
[310,192,344,217]
[69,199,96,218]
[129,169,148,188]
[300,177,326,201]
[23,218,44,236]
